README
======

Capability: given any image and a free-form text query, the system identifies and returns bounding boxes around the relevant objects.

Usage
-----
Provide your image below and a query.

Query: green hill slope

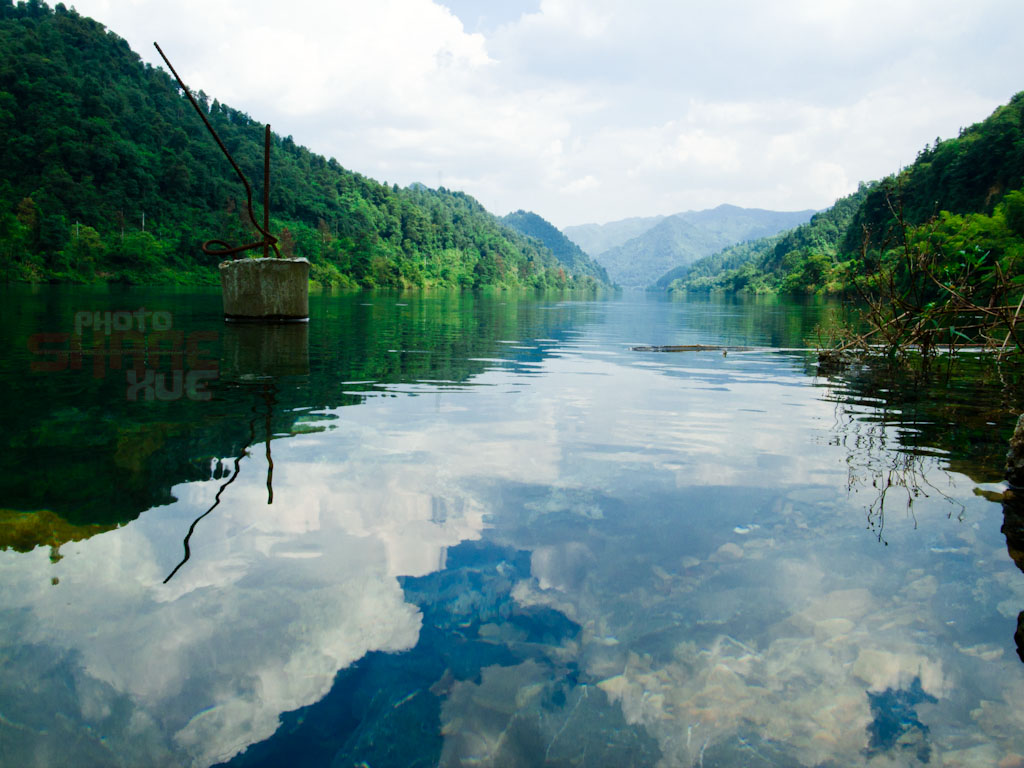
[844,93,1024,253]
[501,210,610,284]
[0,1,594,289]
[669,92,1024,296]
[668,189,870,292]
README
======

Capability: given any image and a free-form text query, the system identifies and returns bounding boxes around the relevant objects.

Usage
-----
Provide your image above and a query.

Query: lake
[1,285,1023,767]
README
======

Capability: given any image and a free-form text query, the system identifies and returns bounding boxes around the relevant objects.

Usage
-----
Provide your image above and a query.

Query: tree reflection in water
[821,372,964,545]
[819,353,1024,662]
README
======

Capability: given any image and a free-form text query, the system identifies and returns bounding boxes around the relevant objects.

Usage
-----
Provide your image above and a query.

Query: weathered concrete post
[219,257,310,322]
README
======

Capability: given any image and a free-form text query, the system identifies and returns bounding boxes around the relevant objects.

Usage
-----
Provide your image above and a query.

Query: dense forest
[0,0,607,289]
[500,210,610,284]
[668,93,1024,297]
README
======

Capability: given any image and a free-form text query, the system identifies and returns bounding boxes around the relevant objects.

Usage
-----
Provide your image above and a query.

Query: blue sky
[70,0,1024,227]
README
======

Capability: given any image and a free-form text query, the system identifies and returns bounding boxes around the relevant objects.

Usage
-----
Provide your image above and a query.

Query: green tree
[1004,190,1024,237]
[62,224,105,278]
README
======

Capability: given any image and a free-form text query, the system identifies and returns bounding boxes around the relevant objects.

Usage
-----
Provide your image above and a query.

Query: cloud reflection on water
[1,339,1023,766]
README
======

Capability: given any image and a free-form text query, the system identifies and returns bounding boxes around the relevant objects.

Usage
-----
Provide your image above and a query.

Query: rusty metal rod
[264,125,271,258]
[153,42,279,259]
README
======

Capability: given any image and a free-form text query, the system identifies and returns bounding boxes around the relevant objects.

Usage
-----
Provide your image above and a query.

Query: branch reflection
[823,381,964,545]
[818,355,1024,662]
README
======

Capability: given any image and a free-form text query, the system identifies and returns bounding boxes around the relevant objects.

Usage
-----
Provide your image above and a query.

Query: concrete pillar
[219,258,310,321]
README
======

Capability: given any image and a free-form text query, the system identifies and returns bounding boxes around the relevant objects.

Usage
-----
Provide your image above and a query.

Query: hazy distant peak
[586,205,816,287]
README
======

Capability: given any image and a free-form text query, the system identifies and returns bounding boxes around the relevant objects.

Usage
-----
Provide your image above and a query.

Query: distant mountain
[654,232,784,289]
[667,91,1024,295]
[501,211,610,284]
[563,216,666,256]
[592,205,816,287]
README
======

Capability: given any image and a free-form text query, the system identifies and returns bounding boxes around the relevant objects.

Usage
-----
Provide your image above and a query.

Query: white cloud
[68,0,1024,226]
[559,174,598,194]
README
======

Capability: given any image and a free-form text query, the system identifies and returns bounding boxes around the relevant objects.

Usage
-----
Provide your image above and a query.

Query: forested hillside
[670,93,1024,295]
[0,0,604,289]
[669,188,871,292]
[501,210,610,284]
[654,234,784,290]
[845,94,1024,252]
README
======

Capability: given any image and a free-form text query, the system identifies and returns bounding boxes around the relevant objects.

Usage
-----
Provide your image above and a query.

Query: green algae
[0,508,116,562]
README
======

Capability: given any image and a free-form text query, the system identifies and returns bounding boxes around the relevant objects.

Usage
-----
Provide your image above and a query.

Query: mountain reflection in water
[0,287,1023,767]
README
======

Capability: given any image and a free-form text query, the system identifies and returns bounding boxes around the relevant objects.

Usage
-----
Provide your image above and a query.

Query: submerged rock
[1006,414,1024,489]
[440,661,660,767]
[218,539,660,768]
[1001,414,1024,662]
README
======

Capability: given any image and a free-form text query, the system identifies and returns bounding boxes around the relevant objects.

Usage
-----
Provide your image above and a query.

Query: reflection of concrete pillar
[219,258,310,321]
[1003,414,1024,662]
[221,322,309,379]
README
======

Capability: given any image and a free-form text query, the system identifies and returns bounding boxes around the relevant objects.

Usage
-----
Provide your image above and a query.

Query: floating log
[631,344,747,352]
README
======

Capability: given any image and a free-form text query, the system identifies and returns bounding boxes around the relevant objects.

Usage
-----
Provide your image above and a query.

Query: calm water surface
[1,286,1023,767]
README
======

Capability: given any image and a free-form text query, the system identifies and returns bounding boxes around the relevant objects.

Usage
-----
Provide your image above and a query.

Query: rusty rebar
[264,125,271,259]
[153,42,279,259]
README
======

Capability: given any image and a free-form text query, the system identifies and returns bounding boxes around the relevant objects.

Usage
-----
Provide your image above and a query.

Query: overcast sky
[70,0,1024,227]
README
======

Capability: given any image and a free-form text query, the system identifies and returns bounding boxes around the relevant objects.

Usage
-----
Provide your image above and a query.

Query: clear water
[1,286,1023,767]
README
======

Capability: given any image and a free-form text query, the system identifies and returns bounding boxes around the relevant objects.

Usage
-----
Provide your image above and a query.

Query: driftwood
[630,344,751,353]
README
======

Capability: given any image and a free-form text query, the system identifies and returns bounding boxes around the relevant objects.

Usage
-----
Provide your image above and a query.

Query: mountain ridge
[563,215,666,258]
[574,205,815,287]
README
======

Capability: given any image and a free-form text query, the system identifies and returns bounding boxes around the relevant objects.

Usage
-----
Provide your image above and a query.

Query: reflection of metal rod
[153,42,279,259]
[163,414,256,583]
[163,380,279,582]
[264,380,276,504]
